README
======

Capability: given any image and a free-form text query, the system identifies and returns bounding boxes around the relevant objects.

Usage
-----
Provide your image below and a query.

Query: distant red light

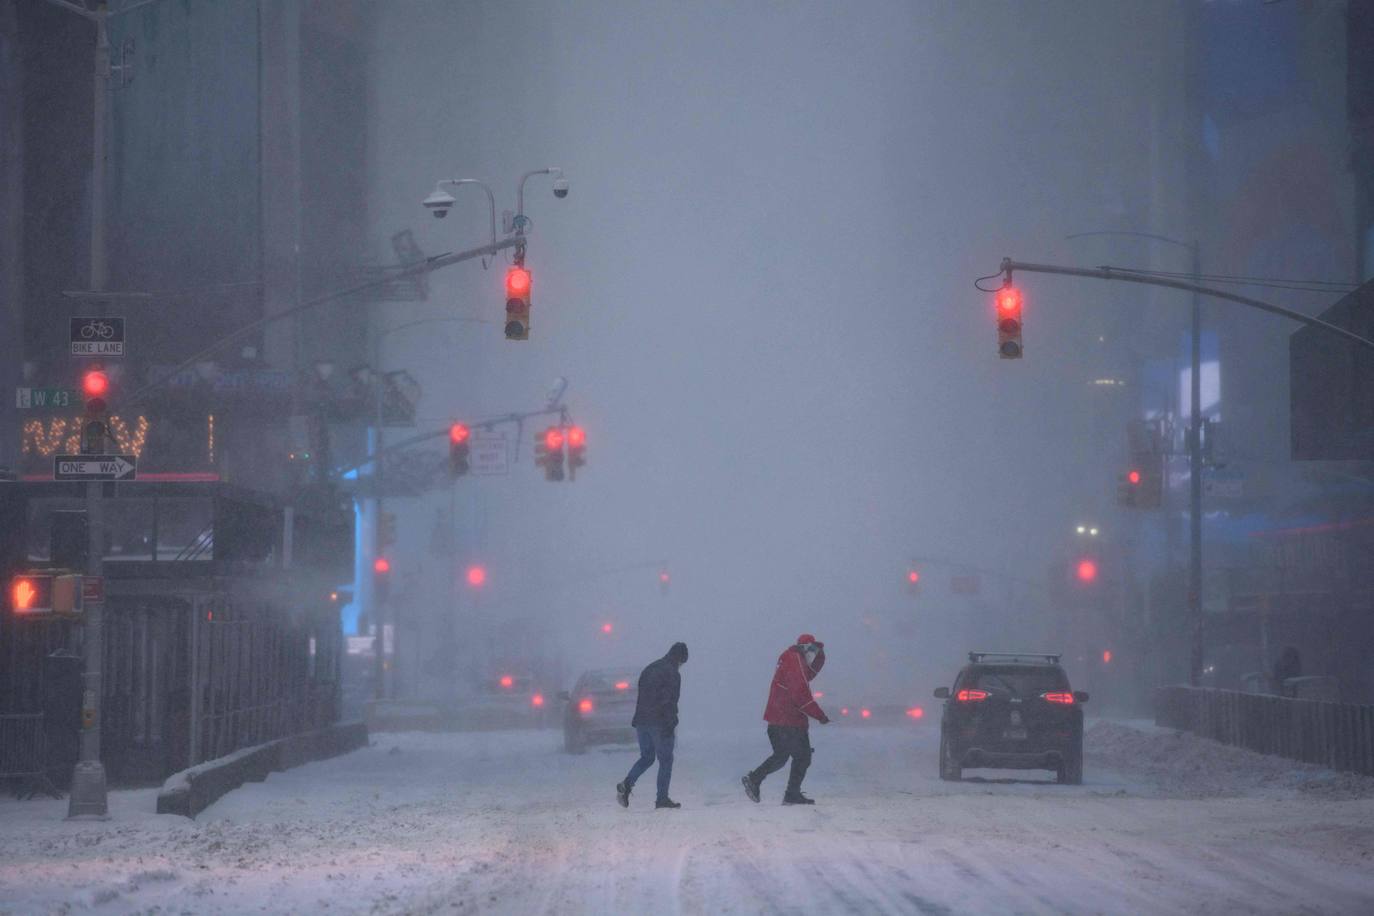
[82,370,109,398]
[578,698,593,715]
[1076,559,1098,583]
[840,707,849,716]
[567,426,586,448]
[615,681,630,690]
[544,428,565,451]
[956,689,989,702]
[659,572,670,584]
[506,267,531,296]
[449,423,470,444]
[906,706,925,719]
[1043,692,1075,705]
[907,571,920,584]
[531,693,545,708]
[860,708,872,719]
[466,565,486,587]
[373,557,391,575]
[601,622,613,634]
[498,675,513,689]
[813,691,823,699]
[1127,469,1141,486]
[1102,650,1113,664]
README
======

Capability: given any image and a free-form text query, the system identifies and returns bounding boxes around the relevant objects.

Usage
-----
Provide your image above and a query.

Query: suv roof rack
[968,651,1061,665]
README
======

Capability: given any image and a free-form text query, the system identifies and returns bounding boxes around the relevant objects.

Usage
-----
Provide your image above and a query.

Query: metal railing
[1156,685,1374,776]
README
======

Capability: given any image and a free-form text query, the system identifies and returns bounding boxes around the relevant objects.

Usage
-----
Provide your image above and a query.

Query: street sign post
[16,387,79,409]
[70,317,126,357]
[470,433,510,476]
[53,455,137,481]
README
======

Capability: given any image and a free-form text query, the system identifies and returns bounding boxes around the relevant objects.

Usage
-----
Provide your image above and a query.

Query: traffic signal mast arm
[996,258,1374,353]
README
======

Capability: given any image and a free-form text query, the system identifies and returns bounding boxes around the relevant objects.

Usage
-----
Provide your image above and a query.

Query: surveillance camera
[422,187,456,218]
[552,177,570,199]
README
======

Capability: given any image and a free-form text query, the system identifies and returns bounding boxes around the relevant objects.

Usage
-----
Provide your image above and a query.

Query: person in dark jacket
[742,634,828,805]
[617,642,688,809]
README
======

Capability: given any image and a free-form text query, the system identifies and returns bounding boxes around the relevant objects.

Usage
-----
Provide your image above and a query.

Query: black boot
[655,798,682,809]
[616,781,631,808]
[782,791,815,805]
[742,774,761,803]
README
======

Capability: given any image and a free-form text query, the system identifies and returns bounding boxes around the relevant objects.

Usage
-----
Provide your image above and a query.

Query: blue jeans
[624,725,675,802]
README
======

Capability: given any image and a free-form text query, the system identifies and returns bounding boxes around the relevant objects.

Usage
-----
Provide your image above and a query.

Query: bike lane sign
[70,317,126,357]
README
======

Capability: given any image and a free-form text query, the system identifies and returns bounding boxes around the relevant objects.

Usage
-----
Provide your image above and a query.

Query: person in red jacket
[742,634,828,805]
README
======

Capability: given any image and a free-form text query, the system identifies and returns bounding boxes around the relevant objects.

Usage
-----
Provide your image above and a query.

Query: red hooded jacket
[762,645,827,727]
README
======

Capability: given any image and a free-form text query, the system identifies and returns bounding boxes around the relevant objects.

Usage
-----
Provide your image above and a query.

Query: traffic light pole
[996,256,1374,688]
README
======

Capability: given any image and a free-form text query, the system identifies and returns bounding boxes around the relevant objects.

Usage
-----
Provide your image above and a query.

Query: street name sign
[470,433,510,476]
[70,317,126,357]
[15,387,78,409]
[53,454,137,481]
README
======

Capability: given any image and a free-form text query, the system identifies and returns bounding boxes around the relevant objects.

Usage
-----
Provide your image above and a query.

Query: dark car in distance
[559,667,640,753]
[935,652,1088,785]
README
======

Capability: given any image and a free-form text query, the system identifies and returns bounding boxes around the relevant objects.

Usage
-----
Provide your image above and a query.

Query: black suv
[934,652,1088,784]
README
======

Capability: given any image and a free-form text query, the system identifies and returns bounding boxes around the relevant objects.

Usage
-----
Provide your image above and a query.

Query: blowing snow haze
[3,1,1374,913]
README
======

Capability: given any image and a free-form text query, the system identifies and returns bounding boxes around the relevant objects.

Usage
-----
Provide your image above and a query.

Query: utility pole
[69,1,112,820]
[372,340,387,701]
[1187,242,1204,687]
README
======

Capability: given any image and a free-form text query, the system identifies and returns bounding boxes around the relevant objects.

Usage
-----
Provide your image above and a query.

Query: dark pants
[624,725,675,802]
[749,724,812,795]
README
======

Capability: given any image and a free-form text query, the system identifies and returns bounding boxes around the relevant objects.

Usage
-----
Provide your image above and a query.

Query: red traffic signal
[449,422,471,476]
[1127,469,1141,485]
[544,427,565,451]
[466,565,486,587]
[373,557,391,575]
[536,427,565,481]
[11,575,51,614]
[566,425,586,473]
[659,570,671,595]
[995,284,1024,360]
[505,267,532,341]
[82,370,109,398]
[1075,558,1098,584]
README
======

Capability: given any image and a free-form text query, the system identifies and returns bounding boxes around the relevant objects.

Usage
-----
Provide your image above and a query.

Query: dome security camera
[552,177,570,199]
[422,187,457,218]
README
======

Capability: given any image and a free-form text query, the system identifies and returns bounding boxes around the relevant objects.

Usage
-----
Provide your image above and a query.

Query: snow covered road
[3,722,1374,915]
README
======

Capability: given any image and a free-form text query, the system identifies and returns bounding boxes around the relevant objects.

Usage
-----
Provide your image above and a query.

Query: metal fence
[1156,685,1374,776]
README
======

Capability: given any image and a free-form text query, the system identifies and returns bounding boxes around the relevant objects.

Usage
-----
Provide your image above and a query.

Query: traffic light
[566,426,586,476]
[995,284,1023,359]
[906,569,921,595]
[1074,557,1099,585]
[505,266,532,340]
[535,426,565,481]
[466,564,486,587]
[659,570,671,595]
[373,556,392,603]
[1117,459,1163,509]
[449,422,471,476]
[81,367,109,454]
[379,512,397,549]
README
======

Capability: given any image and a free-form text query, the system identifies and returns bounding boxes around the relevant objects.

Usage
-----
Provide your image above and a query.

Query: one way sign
[54,454,138,481]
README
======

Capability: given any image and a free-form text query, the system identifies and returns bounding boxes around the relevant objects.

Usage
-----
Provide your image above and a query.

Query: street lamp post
[1064,231,1203,686]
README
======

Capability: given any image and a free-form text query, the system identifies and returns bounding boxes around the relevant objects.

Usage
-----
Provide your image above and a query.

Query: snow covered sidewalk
[2,721,1373,914]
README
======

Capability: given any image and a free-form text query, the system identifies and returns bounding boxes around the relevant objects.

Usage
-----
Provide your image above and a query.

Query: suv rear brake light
[1042,692,1075,704]
[955,689,989,702]
[578,698,594,714]
[615,681,630,690]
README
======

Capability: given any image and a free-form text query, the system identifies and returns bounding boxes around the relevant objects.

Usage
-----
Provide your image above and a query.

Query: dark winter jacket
[762,645,827,728]
[631,653,683,731]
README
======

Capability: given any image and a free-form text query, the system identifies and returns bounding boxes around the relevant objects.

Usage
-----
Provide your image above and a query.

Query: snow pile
[1086,719,1374,799]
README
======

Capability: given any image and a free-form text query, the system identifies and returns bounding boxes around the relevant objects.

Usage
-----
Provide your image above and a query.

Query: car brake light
[578,698,593,714]
[531,693,545,707]
[1043,692,1075,704]
[956,689,989,702]
[813,691,823,698]
[840,707,849,716]
[906,707,924,719]
[615,681,630,690]
[860,708,871,719]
